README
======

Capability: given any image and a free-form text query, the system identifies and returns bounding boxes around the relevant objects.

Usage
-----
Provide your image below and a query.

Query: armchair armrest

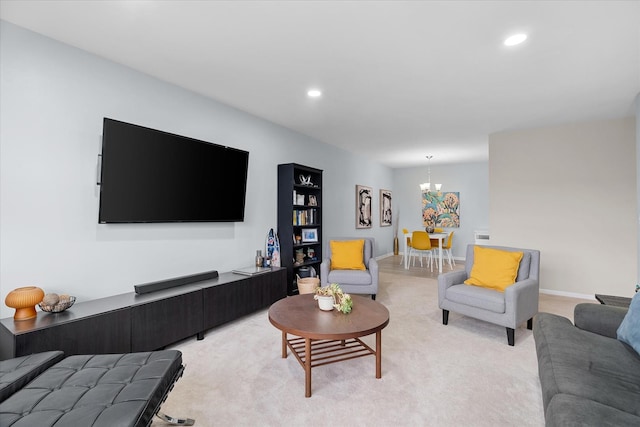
[369,258,379,289]
[504,278,539,325]
[438,270,468,289]
[438,270,468,306]
[320,259,330,286]
[574,303,629,338]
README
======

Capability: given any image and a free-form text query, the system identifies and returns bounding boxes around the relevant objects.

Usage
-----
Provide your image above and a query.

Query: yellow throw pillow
[464,246,524,292]
[330,240,366,270]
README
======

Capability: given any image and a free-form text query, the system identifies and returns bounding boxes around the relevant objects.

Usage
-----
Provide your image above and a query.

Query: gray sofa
[533,304,640,426]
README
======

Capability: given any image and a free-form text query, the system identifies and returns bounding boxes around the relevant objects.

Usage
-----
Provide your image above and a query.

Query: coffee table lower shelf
[286,335,375,368]
[281,331,382,397]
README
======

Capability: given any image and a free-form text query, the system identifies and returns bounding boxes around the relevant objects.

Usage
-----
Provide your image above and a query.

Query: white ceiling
[1,1,639,168]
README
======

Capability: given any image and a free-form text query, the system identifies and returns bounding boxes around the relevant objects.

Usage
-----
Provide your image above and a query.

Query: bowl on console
[39,296,76,313]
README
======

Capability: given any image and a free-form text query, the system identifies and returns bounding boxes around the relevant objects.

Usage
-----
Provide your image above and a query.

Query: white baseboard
[539,288,596,301]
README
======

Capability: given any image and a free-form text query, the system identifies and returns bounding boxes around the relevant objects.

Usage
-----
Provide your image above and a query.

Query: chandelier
[419,155,441,193]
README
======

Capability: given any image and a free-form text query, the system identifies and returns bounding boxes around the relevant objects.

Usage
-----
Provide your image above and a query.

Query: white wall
[0,21,393,318]
[392,162,489,259]
[489,117,637,298]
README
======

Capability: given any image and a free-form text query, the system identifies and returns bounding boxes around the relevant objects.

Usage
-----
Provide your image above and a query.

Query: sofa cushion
[464,246,523,292]
[534,312,640,417]
[330,239,365,270]
[0,351,64,402]
[445,284,505,314]
[617,292,640,355]
[327,269,372,286]
[545,393,640,427]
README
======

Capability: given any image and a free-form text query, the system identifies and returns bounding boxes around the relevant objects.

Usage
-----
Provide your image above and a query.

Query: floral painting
[422,191,460,228]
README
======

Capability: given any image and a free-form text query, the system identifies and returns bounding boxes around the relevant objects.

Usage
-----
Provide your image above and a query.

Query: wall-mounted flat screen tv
[98,118,249,223]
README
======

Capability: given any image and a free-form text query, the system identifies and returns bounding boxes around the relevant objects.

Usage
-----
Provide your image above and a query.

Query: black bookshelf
[277,163,323,295]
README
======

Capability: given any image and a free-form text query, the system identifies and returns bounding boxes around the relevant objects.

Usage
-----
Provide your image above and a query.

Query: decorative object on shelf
[380,189,392,227]
[299,174,313,186]
[308,195,318,206]
[39,295,76,313]
[356,184,373,229]
[307,248,316,260]
[255,250,264,267]
[297,266,316,278]
[314,283,353,314]
[5,286,45,320]
[419,155,442,193]
[297,276,320,294]
[295,249,305,265]
[301,228,318,243]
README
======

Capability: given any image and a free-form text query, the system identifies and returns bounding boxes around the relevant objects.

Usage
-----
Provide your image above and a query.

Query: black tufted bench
[0,350,193,427]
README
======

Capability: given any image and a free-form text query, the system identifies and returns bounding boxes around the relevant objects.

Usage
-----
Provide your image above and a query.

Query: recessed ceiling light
[307,89,322,98]
[504,33,527,46]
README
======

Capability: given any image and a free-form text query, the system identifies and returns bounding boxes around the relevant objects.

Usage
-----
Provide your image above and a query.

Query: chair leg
[506,328,515,346]
[527,318,533,330]
[371,294,376,300]
[442,309,449,325]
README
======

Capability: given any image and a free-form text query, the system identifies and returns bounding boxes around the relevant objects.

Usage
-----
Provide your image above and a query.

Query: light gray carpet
[153,272,547,426]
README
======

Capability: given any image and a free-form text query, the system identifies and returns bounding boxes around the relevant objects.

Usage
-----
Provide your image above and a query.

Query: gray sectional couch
[533,303,640,426]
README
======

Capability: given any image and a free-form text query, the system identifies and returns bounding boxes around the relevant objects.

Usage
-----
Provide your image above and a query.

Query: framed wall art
[380,189,392,227]
[356,185,372,229]
[421,191,460,228]
[301,228,319,242]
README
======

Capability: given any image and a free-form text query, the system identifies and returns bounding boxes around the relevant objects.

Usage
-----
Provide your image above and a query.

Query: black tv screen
[98,118,249,223]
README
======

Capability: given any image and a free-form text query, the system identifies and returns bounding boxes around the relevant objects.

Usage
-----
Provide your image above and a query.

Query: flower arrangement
[314,283,353,314]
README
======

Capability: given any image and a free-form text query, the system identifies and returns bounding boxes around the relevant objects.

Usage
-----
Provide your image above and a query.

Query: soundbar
[134,270,219,294]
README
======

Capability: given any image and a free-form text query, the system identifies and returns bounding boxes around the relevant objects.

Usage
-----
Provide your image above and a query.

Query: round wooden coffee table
[268,294,390,397]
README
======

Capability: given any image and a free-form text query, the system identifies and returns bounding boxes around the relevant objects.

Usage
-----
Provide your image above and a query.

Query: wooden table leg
[281,331,287,358]
[305,338,312,397]
[376,330,382,378]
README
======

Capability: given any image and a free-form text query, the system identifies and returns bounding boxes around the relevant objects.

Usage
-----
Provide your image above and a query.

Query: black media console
[0,268,287,360]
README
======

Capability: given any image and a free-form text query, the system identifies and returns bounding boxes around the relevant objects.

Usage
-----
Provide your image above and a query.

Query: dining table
[403,230,448,273]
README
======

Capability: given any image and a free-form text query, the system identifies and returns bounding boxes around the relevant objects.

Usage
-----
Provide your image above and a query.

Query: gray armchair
[438,244,540,346]
[320,237,379,300]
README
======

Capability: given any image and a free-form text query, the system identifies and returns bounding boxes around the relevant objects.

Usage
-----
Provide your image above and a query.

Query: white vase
[316,295,335,311]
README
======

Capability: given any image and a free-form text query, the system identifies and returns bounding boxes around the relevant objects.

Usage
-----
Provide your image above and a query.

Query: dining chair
[430,228,444,250]
[410,231,434,271]
[441,231,455,269]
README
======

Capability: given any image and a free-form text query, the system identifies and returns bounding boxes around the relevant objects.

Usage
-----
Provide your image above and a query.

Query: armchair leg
[371,294,376,300]
[442,309,449,325]
[506,328,515,346]
[527,318,533,330]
